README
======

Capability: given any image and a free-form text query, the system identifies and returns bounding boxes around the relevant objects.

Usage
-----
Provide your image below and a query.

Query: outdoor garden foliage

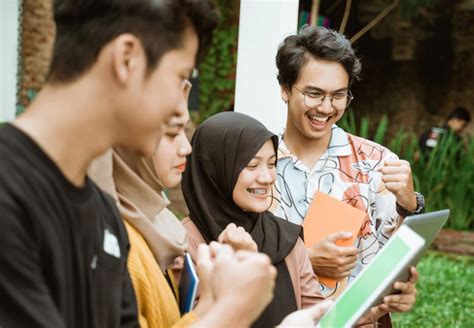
[339,112,474,231]
[198,2,238,122]
[392,251,474,327]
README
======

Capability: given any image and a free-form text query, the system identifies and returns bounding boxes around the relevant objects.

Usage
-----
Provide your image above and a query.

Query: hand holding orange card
[303,192,367,288]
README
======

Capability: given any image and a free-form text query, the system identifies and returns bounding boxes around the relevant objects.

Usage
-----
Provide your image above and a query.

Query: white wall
[0,0,20,122]
[234,0,298,135]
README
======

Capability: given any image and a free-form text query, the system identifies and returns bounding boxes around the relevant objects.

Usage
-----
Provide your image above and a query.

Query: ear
[280,85,290,103]
[110,34,144,85]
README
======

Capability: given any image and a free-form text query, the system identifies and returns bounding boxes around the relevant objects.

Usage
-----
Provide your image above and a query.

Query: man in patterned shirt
[271,26,424,322]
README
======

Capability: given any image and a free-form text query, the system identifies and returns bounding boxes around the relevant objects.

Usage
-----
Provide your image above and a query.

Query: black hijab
[181,112,301,327]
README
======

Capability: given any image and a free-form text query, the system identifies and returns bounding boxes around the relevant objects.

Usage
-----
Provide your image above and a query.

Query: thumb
[217,229,227,243]
[309,299,334,321]
[327,231,353,242]
[196,245,213,276]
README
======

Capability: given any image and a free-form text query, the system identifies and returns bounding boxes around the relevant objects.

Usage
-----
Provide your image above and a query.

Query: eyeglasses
[293,86,354,110]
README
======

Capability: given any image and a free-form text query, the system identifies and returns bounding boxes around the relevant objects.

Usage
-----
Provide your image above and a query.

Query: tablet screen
[317,225,425,327]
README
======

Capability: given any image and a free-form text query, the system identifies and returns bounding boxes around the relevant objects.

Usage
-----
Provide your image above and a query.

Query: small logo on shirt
[103,229,121,258]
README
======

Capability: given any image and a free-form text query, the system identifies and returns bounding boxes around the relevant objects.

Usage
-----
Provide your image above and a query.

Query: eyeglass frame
[293,86,354,110]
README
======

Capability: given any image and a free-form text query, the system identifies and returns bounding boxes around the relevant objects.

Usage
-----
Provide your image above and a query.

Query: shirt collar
[278,124,352,160]
[327,125,352,157]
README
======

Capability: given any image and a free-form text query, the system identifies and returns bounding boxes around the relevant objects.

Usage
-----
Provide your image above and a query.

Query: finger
[196,244,211,264]
[380,166,407,175]
[242,232,253,243]
[217,229,227,243]
[333,270,352,279]
[329,254,358,269]
[331,244,359,257]
[223,223,237,236]
[269,265,277,280]
[381,174,407,183]
[377,303,390,313]
[384,182,404,192]
[384,159,409,167]
[327,231,353,242]
[208,241,222,256]
[211,241,233,259]
[384,303,411,313]
[409,266,419,283]
[384,294,415,306]
[339,259,357,272]
[196,245,214,276]
[308,299,334,321]
[393,281,415,294]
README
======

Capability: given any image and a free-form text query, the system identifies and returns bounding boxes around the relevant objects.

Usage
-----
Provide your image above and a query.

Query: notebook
[316,225,426,328]
[303,192,367,288]
[178,252,199,314]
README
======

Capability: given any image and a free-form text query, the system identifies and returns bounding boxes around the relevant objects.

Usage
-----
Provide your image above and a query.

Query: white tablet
[316,225,425,328]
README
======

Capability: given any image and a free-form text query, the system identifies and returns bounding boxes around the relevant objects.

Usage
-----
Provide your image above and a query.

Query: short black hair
[448,106,471,122]
[48,0,219,83]
[276,25,361,89]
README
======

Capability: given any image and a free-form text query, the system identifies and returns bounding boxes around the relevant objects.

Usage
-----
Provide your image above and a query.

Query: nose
[256,167,274,184]
[317,96,334,114]
[178,137,192,157]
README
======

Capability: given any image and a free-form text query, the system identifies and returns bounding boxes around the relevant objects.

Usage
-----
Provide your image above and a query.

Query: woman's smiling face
[232,139,276,213]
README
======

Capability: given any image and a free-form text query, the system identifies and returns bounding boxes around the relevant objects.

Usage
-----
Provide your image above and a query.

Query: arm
[0,200,64,327]
[294,238,325,308]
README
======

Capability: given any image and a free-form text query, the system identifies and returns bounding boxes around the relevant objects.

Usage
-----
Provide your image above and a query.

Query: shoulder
[285,238,306,267]
[181,217,206,258]
[123,221,157,273]
[346,132,398,161]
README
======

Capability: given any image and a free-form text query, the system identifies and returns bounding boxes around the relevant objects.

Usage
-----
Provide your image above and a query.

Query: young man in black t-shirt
[0,1,216,327]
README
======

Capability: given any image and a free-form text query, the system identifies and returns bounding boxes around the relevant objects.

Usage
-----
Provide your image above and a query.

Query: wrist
[396,192,425,217]
[211,296,254,327]
[370,306,387,322]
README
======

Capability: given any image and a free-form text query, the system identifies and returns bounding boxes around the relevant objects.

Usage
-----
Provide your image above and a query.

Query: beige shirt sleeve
[181,217,207,261]
[285,238,325,309]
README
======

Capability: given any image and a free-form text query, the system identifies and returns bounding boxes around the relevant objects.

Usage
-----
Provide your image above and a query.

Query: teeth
[248,189,267,195]
[309,115,329,122]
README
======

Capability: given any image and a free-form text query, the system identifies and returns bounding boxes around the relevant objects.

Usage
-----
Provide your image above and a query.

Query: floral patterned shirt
[271,125,403,296]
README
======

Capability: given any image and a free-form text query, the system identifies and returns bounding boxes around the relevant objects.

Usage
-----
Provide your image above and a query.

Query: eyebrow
[167,120,190,128]
[251,154,277,160]
[304,86,348,93]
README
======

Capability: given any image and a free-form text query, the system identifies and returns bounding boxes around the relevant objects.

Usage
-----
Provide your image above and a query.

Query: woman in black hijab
[181,112,323,327]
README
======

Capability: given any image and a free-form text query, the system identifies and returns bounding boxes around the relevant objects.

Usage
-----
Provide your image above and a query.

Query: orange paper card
[303,192,367,288]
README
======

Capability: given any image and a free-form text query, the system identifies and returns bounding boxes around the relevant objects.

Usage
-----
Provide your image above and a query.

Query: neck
[14,81,117,187]
[284,119,332,170]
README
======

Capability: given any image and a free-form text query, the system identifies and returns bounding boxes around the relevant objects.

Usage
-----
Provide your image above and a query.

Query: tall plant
[339,112,474,231]
[198,2,239,122]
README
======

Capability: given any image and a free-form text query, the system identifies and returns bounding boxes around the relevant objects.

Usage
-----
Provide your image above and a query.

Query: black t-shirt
[0,124,138,328]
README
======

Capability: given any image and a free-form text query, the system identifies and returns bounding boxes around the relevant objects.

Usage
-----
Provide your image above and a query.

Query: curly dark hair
[276,25,361,89]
